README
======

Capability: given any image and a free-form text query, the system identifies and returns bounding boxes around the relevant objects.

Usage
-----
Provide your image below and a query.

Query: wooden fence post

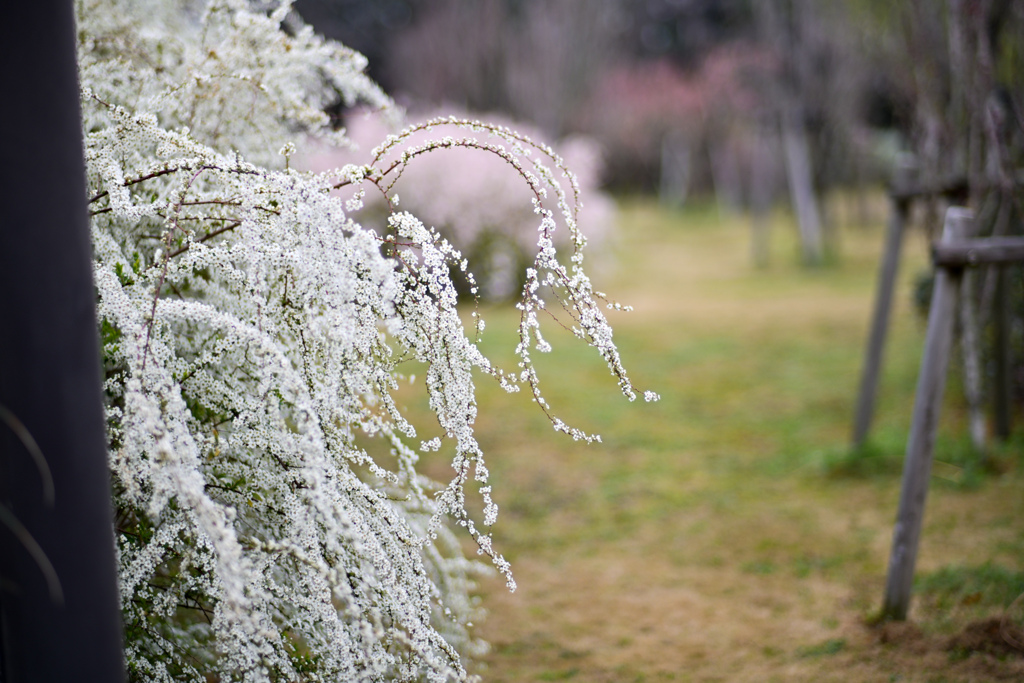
[881,207,972,621]
[852,161,915,449]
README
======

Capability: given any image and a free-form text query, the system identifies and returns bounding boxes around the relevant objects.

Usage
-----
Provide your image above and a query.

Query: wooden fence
[880,207,1024,620]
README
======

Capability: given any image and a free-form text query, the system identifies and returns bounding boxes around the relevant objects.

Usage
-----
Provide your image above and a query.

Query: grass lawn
[413,197,1024,681]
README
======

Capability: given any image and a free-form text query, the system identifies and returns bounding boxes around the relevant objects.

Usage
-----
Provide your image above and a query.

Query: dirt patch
[863,618,1024,682]
[872,620,932,655]
[946,617,1024,659]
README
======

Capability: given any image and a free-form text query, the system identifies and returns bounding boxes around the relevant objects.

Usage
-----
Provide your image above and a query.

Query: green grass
[915,563,1024,631]
[797,638,847,658]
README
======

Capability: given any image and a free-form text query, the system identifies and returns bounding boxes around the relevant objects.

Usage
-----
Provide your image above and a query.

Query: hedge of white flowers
[78,0,655,680]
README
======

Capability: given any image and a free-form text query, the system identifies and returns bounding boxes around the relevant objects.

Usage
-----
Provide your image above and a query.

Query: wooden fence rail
[852,169,1019,450]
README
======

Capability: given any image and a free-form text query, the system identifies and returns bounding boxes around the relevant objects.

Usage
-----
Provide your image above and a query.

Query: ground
[411,197,1024,682]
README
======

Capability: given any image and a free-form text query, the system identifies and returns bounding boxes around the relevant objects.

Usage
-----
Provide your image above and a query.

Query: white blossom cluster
[302,110,616,300]
[77,1,655,681]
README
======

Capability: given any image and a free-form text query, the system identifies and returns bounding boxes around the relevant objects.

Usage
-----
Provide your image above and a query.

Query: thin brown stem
[168,220,242,258]
[89,167,181,205]
[140,167,209,375]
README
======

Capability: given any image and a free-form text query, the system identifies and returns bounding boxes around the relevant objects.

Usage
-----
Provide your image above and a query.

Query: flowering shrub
[301,110,616,300]
[78,0,655,680]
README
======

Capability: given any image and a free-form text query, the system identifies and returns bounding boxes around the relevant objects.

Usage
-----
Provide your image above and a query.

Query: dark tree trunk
[0,2,126,681]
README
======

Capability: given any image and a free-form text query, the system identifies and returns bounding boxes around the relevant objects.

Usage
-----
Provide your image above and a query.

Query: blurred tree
[291,0,922,230]
[380,0,623,138]
[299,0,756,141]
[622,0,754,66]
[292,0,413,85]
[752,0,868,265]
